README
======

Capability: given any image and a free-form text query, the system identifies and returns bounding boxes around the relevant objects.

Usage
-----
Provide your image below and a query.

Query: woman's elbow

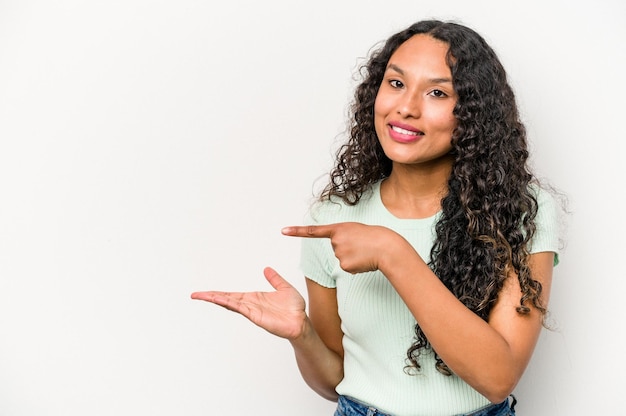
[480,377,517,404]
[309,384,339,402]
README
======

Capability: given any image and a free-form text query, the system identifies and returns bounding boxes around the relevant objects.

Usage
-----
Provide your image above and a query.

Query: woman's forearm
[379,238,551,403]
[289,317,344,401]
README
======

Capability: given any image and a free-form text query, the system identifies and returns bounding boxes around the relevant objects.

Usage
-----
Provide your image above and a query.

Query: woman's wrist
[377,231,418,275]
[288,315,314,346]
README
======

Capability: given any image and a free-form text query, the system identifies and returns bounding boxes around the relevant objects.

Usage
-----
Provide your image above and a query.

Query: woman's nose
[396,93,422,118]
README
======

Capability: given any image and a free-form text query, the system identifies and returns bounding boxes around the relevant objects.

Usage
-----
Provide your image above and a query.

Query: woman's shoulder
[529,182,566,264]
[529,182,562,218]
[305,183,380,225]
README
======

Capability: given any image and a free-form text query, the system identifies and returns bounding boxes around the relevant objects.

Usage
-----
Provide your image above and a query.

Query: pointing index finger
[281,225,334,238]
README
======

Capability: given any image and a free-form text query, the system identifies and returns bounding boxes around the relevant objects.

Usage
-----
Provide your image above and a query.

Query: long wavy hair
[320,20,546,375]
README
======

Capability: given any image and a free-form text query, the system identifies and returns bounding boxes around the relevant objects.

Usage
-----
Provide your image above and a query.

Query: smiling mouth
[391,125,424,136]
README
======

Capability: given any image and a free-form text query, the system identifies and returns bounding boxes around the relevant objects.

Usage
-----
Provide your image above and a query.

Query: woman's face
[374,34,458,168]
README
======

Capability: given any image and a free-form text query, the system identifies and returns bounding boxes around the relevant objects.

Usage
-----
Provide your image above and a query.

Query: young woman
[192,20,560,416]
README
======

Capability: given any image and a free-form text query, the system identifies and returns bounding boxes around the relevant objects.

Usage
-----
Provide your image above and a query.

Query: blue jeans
[334,395,517,416]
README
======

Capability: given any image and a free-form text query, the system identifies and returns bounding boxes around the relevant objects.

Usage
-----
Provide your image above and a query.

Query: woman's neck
[380,158,452,219]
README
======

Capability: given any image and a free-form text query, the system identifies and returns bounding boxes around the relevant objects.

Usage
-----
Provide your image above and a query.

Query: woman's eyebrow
[428,77,453,84]
[385,64,452,84]
[386,63,405,75]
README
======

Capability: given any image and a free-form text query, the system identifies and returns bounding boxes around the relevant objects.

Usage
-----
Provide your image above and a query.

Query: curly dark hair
[320,20,545,375]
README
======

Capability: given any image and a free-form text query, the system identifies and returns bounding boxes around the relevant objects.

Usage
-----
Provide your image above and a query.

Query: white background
[0,0,624,415]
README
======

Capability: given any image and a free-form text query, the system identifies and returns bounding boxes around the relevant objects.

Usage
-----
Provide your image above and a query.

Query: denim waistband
[458,395,516,416]
[335,395,392,416]
[335,395,516,416]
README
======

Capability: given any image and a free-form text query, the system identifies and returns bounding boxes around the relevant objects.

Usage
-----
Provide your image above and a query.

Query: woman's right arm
[191,268,344,401]
[290,278,344,401]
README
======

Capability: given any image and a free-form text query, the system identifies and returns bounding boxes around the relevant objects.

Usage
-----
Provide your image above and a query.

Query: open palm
[191,267,307,340]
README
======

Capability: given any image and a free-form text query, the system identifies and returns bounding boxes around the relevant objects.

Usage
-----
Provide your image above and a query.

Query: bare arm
[282,223,554,403]
[191,267,343,401]
[290,278,344,401]
[381,241,553,403]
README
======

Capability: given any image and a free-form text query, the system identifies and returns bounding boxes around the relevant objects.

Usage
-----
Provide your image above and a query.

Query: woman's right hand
[191,267,307,340]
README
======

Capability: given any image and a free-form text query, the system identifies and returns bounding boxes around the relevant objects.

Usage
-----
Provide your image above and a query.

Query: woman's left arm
[282,223,554,404]
[383,240,553,403]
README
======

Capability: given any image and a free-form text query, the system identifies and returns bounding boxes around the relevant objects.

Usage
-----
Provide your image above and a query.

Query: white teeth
[391,126,420,135]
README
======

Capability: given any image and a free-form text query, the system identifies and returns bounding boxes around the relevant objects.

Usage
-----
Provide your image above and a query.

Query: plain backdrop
[1,0,624,415]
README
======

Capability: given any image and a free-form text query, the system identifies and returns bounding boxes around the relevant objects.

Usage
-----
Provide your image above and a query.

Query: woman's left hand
[282,222,404,274]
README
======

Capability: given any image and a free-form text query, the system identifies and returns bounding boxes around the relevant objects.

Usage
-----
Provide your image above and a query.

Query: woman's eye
[429,89,447,98]
[389,80,404,88]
